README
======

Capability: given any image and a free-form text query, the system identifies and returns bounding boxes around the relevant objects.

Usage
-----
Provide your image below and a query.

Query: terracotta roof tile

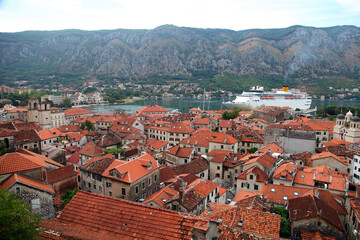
[1,173,54,193]
[0,152,45,174]
[258,142,284,154]
[260,183,310,205]
[172,157,209,176]
[160,166,177,183]
[166,145,194,158]
[56,190,208,239]
[237,166,268,182]
[38,128,62,140]
[47,165,77,184]
[139,105,168,113]
[13,129,41,143]
[64,108,94,117]
[58,124,80,133]
[66,152,79,164]
[78,142,104,157]
[288,195,345,232]
[244,153,277,170]
[201,202,281,238]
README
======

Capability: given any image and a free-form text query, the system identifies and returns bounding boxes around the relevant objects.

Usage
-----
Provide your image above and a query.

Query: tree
[104,148,125,155]
[0,142,7,156]
[62,97,72,108]
[80,120,95,131]
[274,206,291,238]
[0,190,41,239]
[248,147,258,154]
[60,188,78,209]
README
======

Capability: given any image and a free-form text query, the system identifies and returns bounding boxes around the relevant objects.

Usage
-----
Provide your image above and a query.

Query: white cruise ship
[223,86,312,110]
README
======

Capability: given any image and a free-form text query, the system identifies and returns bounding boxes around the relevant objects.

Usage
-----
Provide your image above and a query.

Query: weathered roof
[55,190,208,239]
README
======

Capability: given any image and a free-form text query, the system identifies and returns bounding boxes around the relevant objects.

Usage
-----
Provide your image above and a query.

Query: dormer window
[294,192,299,196]
[271,188,275,192]
[283,196,288,200]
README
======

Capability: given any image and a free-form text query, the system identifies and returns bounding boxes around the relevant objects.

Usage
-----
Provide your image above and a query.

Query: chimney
[178,180,187,205]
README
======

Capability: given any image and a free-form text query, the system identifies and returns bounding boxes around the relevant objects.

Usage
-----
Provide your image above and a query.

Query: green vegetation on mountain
[1,25,359,94]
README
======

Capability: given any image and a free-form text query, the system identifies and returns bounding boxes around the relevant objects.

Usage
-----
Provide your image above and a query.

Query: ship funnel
[282,85,288,92]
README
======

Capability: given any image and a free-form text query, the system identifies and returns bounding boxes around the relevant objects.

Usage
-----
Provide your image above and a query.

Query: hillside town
[1,97,360,239]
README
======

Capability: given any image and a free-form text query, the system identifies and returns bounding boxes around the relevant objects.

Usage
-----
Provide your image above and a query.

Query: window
[142,181,145,189]
[254,184,258,190]
[31,198,40,210]
[294,192,299,196]
[77,176,80,182]
[217,166,220,170]
[135,185,139,194]
[15,187,20,194]
[148,178,152,186]
[198,148,201,152]
[142,193,146,199]
[106,182,112,188]
[88,183,91,188]
[154,174,157,182]
[99,186,102,192]
[283,196,288,200]
[148,189,152,196]
[205,149,208,153]
[122,188,126,196]
[270,188,275,192]
[221,145,224,149]
[93,184,96,190]
[109,191,112,196]
[249,175,253,180]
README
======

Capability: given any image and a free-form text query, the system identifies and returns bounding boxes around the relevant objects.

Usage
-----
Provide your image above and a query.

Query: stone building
[80,154,160,202]
[27,98,52,130]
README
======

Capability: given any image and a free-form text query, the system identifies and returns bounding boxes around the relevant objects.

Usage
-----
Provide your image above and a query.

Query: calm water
[84,98,360,114]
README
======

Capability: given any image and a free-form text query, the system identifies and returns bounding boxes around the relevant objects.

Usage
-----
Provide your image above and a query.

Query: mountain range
[0,24,359,88]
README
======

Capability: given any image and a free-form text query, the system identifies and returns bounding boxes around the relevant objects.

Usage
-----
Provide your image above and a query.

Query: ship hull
[223,90,312,110]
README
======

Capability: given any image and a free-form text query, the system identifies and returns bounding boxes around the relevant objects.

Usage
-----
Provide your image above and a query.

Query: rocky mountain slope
[1,25,359,82]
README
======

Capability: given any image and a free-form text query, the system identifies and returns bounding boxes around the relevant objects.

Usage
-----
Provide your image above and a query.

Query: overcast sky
[0,0,359,32]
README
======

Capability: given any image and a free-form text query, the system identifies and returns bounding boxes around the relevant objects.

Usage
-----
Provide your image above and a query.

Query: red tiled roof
[144,184,178,208]
[1,173,54,193]
[244,153,277,170]
[218,120,235,128]
[201,202,281,238]
[172,157,209,176]
[260,183,310,205]
[311,151,348,165]
[258,142,284,154]
[13,129,41,143]
[47,165,77,184]
[237,166,268,183]
[180,129,237,147]
[193,118,210,125]
[58,125,80,133]
[166,145,194,158]
[160,166,177,183]
[64,108,94,117]
[273,163,300,181]
[139,105,168,113]
[38,128,62,140]
[168,122,195,134]
[78,142,104,157]
[288,195,345,232]
[232,190,257,203]
[16,148,63,167]
[147,140,168,150]
[323,138,351,147]
[0,152,45,175]
[56,190,208,239]
[301,231,336,240]
[66,152,79,165]
[0,129,13,137]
